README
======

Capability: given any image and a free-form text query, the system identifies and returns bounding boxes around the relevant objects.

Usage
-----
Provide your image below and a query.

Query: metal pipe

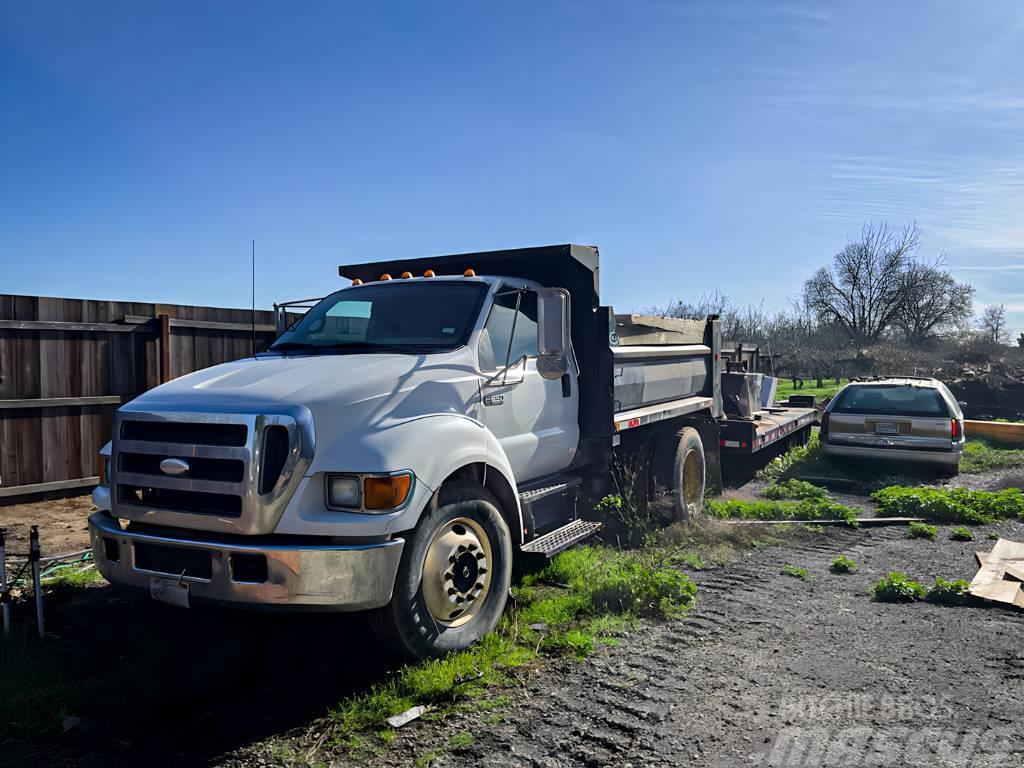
[30,526,44,639]
[0,528,9,637]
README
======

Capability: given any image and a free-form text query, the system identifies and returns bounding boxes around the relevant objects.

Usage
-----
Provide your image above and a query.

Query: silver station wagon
[821,377,966,475]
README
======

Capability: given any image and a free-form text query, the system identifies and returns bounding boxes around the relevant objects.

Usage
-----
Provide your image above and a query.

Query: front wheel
[371,480,513,660]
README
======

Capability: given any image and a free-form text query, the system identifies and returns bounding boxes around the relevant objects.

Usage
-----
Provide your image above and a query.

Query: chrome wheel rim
[422,517,492,627]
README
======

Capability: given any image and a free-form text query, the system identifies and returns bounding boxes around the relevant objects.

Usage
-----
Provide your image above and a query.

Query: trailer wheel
[371,480,512,660]
[653,426,706,521]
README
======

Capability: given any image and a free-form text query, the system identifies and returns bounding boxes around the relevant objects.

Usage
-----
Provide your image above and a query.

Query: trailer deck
[718,402,818,453]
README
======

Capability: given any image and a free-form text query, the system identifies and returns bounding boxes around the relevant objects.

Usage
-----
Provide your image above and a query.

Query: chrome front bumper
[89,512,404,611]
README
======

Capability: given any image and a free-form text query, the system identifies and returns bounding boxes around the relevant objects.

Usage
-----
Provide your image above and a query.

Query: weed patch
[762,479,830,502]
[907,522,938,540]
[780,564,810,580]
[949,526,974,542]
[926,577,970,606]
[707,496,859,526]
[873,486,1024,524]
[873,572,927,602]
[756,432,821,482]
[829,555,857,574]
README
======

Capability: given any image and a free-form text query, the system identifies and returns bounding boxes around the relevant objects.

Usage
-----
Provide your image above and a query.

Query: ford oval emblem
[159,458,190,476]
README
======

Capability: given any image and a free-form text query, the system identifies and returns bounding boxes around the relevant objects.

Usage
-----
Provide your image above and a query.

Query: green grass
[774,378,848,403]
[960,439,1024,474]
[872,486,1024,524]
[907,521,938,540]
[949,526,975,542]
[873,572,927,602]
[987,530,1001,540]
[780,564,810,580]
[829,555,857,574]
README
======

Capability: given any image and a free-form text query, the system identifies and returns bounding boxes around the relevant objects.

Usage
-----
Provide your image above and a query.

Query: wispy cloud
[669,2,831,26]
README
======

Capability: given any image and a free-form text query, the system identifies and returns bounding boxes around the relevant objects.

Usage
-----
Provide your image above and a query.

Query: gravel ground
[303,519,1024,768]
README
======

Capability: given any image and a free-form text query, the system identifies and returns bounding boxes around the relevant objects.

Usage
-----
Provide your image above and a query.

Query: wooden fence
[0,294,285,501]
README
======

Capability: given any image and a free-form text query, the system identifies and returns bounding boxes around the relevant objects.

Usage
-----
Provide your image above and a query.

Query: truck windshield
[270,281,486,354]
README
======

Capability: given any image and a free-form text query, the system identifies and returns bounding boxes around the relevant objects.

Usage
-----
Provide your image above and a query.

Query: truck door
[477,285,579,483]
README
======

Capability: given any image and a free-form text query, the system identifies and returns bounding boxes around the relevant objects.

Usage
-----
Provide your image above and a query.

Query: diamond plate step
[520,519,602,558]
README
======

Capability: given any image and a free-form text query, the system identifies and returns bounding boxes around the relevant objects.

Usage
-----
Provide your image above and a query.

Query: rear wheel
[652,426,706,521]
[371,481,512,660]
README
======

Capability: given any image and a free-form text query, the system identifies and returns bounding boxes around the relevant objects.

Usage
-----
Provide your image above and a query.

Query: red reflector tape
[627,418,640,428]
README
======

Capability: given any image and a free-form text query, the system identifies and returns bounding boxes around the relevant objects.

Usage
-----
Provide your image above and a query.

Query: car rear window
[830,385,950,417]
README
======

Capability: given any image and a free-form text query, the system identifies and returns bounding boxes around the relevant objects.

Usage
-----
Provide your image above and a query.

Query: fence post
[159,313,171,383]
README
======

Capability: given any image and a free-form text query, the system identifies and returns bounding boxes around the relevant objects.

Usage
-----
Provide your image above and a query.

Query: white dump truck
[90,245,815,658]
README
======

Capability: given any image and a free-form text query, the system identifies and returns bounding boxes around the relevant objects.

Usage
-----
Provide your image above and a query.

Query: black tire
[652,426,706,521]
[370,480,513,660]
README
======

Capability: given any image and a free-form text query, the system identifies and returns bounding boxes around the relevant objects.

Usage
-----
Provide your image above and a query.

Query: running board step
[518,477,583,505]
[520,519,602,558]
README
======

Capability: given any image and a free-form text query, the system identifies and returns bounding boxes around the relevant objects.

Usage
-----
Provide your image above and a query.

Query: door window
[478,286,538,370]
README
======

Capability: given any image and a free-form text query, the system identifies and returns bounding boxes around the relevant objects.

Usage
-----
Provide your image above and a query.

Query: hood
[125,351,482,424]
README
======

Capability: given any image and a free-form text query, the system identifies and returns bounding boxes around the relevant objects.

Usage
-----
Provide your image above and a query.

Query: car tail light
[820,412,830,441]
[951,418,962,440]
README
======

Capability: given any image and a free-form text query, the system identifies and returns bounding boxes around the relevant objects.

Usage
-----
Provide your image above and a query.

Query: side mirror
[536,288,571,380]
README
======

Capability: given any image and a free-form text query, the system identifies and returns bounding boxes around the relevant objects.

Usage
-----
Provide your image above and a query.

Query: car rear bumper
[820,441,962,466]
[88,512,404,611]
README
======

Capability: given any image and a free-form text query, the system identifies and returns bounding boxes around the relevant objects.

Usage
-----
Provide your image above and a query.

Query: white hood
[128,351,481,419]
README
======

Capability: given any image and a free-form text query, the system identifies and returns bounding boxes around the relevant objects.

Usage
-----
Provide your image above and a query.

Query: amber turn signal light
[363,473,413,510]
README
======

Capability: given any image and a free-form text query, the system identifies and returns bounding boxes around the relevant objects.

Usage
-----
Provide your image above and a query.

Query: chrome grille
[111,410,313,536]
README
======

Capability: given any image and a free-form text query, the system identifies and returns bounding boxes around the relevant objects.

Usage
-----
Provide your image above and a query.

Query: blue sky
[2,1,1023,336]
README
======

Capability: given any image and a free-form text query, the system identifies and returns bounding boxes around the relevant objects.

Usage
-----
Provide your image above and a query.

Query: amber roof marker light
[463,268,476,277]
[379,273,392,280]
[351,278,363,286]
[400,271,413,279]
[423,269,436,277]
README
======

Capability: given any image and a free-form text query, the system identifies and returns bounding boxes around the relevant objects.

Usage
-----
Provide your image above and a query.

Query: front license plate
[875,422,899,434]
[150,577,190,608]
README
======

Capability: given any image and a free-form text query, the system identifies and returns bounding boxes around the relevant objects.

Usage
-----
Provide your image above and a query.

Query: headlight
[326,475,361,508]
[325,472,414,512]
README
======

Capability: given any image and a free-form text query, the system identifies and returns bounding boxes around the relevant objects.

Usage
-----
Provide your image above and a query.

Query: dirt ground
[218,519,1021,768]
[4,478,1024,767]
[1,495,95,556]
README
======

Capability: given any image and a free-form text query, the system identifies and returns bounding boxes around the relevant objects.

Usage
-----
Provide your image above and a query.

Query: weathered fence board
[0,293,281,501]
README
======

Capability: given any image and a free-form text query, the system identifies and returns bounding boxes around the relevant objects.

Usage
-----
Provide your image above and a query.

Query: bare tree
[896,258,974,343]
[978,304,1009,345]
[803,222,919,345]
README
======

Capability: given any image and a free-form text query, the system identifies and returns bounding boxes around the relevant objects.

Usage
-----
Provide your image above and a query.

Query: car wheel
[370,480,512,660]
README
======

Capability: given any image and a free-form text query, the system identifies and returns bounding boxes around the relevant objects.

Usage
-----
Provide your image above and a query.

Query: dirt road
[313,520,1024,768]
